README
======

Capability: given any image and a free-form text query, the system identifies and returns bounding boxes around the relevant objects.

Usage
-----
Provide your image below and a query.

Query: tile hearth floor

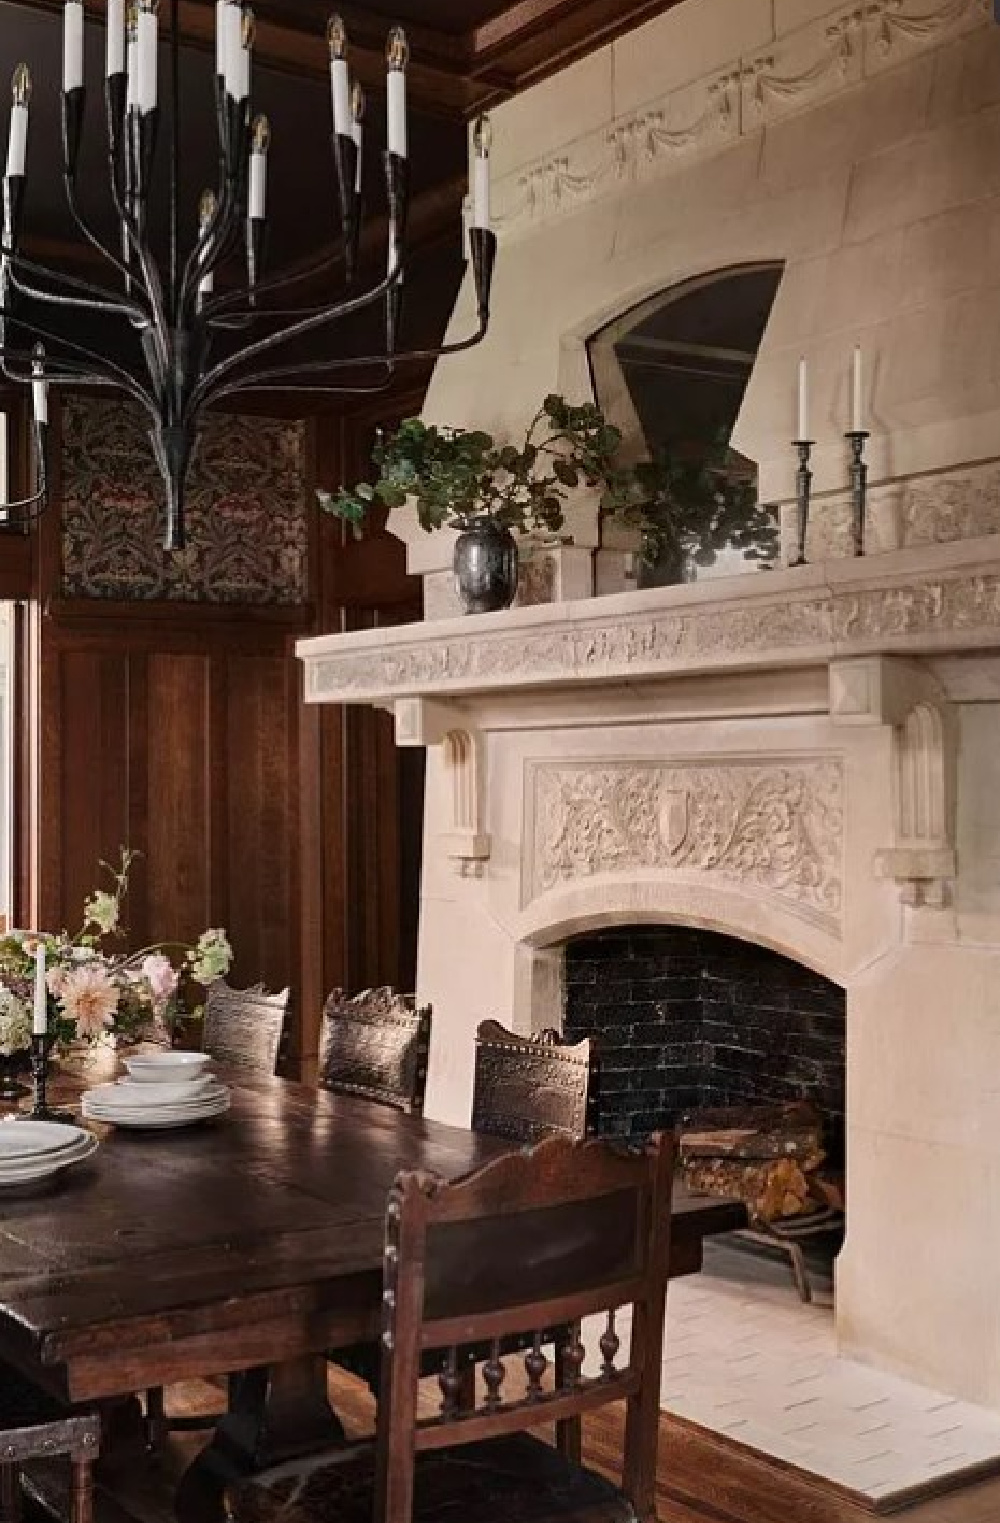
[660,1239,1000,1508]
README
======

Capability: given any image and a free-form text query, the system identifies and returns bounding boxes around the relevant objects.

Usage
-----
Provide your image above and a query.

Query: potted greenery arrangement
[317,395,776,613]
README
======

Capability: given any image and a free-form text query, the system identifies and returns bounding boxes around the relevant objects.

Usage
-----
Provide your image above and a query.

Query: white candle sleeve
[797,358,808,441]
[351,118,362,191]
[387,68,406,158]
[852,346,863,432]
[32,945,47,1035]
[472,154,490,230]
[107,0,126,76]
[215,0,227,76]
[126,27,138,109]
[63,2,85,93]
[233,23,250,100]
[330,58,350,135]
[6,105,28,178]
[32,375,48,426]
[249,151,266,219]
[222,3,242,97]
[137,7,158,113]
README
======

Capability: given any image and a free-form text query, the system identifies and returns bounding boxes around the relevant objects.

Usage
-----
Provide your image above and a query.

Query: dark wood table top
[0,1065,745,1405]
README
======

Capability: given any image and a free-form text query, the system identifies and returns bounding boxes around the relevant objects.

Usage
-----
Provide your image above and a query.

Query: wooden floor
[149,1372,1000,1523]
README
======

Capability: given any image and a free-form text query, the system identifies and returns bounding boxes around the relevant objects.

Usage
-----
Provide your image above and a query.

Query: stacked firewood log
[679,1101,844,1224]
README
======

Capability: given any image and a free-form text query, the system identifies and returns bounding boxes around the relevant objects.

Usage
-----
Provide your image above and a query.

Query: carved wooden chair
[470,1021,601,1459]
[471,1021,600,1144]
[227,1131,675,1523]
[318,988,431,1114]
[147,980,291,1448]
[202,981,292,1074]
[0,1365,99,1523]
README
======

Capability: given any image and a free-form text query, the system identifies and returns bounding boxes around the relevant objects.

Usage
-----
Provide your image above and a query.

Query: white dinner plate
[81,1097,230,1131]
[0,1133,99,1187]
[114,1076,217,1105]
[0,1121,90,1160]
[0,1133,97,1177]
[87,1079,224,1109]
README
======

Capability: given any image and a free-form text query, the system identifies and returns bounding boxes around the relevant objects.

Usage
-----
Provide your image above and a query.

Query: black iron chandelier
[0,0,496,549]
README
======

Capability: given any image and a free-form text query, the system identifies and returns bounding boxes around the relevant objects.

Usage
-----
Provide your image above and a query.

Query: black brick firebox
[562,926,846,1157]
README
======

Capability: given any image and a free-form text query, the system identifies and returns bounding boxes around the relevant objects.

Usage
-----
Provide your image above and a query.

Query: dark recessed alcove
[562,926,845,1158]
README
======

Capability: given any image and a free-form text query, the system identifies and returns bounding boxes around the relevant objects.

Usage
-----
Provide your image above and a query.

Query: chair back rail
[319,988,431,1114]
[202,982,291,1075]
[471,1020,600,1143]
[374,1131,674,1523]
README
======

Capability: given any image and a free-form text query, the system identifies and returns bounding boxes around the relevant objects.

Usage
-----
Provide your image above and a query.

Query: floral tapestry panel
[61,397,309,603]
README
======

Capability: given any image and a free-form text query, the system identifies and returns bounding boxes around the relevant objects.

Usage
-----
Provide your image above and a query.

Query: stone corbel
[393,698,490,875]
[829,657,956,907]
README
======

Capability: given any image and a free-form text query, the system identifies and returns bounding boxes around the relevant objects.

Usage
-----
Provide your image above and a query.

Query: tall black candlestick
[21,1033,74,1122]
[846,430,870,557]
[790,439,813,566]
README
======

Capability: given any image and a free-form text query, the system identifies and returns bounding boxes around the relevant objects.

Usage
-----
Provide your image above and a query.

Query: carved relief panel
[523,757,844,932]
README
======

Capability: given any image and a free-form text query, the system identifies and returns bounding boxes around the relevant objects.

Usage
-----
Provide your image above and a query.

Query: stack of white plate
[81,1052,231,1130]
[0,1119,99,1189]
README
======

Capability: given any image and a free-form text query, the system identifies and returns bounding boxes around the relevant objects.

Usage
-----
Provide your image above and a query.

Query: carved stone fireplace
[297,0,1000,1422]
[299,536,1000,1412]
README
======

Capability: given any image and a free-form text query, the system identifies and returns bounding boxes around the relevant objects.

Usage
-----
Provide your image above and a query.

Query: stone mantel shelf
[299,535,1000,710]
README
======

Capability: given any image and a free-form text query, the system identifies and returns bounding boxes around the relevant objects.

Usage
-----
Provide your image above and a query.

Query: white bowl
[124,1052,213,1084]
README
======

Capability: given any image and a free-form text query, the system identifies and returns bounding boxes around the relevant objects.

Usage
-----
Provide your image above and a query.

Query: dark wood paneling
[146,654,212,946]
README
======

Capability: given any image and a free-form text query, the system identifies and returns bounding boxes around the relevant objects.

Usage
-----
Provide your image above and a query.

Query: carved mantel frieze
[300,540,1000,708]
[523,757,845,933]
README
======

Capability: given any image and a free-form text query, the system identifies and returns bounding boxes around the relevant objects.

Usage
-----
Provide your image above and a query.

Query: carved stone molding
[394,699,490,875]
[491,0,989,242]
[524,758,844,931]
[301,545,1000,706]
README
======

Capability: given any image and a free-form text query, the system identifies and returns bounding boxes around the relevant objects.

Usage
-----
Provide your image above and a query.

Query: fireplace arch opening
[562,923,845,1164]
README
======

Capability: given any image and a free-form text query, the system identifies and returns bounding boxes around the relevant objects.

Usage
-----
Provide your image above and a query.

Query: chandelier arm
[181,168,241,316]
[4,241,151,312]
[203,314,487,396]
[0,310,155,412]
[188,265,402,415]
[8,264,150,320]
[63,172,151,306]
[106,163,171,388]
[214,379,397,399]
[198,244,346,319]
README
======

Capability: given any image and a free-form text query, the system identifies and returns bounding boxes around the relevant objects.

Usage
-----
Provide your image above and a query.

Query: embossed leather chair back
[319,988,432,1114]
[202,981,291,1075]
[471,1020,600,1143]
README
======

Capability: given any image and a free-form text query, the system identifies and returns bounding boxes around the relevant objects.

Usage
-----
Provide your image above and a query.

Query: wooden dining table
[0,1061,745,1523]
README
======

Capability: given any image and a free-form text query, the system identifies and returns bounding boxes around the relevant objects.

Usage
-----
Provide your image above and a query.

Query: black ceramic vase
[453,518,519,614]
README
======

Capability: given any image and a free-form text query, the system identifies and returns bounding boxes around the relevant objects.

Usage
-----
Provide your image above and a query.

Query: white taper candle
[852,344,863,432]
[31,348,48,427]
[32,943,47,1036]
[107,0,126,77]
[248,115,268,219]
[63,0,85,93]
[797,356,808,441]
[137,1,158,113]
[386,28,407,159]
[471,115,491,230]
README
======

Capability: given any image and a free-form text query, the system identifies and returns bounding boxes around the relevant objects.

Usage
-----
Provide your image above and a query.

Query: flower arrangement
[0,849,233,1052]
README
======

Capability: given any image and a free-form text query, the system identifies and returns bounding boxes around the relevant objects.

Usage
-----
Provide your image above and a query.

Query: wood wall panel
[224,654,300,994]
[57,651,132,937]
[145,654,213,948]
